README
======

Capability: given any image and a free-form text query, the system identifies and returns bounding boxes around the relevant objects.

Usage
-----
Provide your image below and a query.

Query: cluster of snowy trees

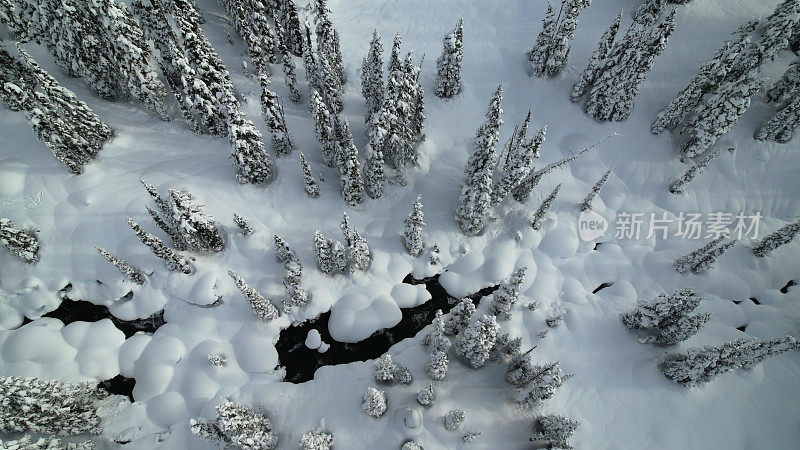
[622,288,709,346]
[274,235,310,310]
[0,376,111,436]
[0,43,112,173]
[571,0,677,122]
[528,0,591,78]
[0,217,40,263]
[299,426,333,450]
[191,401,279,449]
[314,213,371,275]
[652,0,800,155]
[373,353,412,385]
[435,18,464,98]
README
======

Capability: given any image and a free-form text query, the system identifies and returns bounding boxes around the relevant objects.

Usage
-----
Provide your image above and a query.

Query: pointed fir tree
[532,415,580,449]
[0,217,39,263]
[426,350,449,381]
[310,90,337,166]
[445,298,477,335]
[217,0,276,75]
[622,288,710,346]
[407,54,426,146]
[455,314,500,368]
[669,148,721,194]
[403,195,427,257]
[168,189,225,252]
[318,50,343,114]
[490,267,527,320]
[661,336,798,386]
[234,213,254,235]
[494,126,546,204]
[435,18,464,98]
[302,23,322,93]
[531,184,561,230]
[506,349,538,387]
[228,268,279,321]
[765,61,800,103]
[283,259,309,309]
[571,10,622,102]
[455,84,503,235]
[444,409,466,431]
[674,236,726,273]
[340,212,371,271]
[362,30,385,123]
[490,333,523,363]
[363,110,388,198]
[691,239,736,274]
[275,22,301,103]
[95,246,146,285]
[339,121,366,207]
[422,310,452,353]
[759,0,800,63]
[274,0,303,57]
[581,169,611,210]
[752,219,800,257]
[755,94,800,143]
[528,1,558,77]
[127,218,192,274]
[274,234,298,265]
[513,361,568,409]
[544,0,591,78]
[300,153,320,198]
[260,75,293,156]
[229,109,276,184]
[374,353,401,383]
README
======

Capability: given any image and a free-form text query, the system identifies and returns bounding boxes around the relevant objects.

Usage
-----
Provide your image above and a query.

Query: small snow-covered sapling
[208,353,227,367]
[233,213,254,235]
[362,387,387,418]
[417,384,436,406]
[426,350,449,381]
[444,409,465,431]
[462,431,483,444]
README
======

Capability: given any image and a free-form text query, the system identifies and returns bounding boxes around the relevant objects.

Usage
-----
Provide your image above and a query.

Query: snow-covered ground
[1,0,799,448]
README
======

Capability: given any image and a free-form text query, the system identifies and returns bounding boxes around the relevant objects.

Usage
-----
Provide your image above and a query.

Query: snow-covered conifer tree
[95,246,146,285]
[274,22,301,103]
[314,231,334,274]
[260,75,293,156]
[759,0,800,63]
[426,350,449,381]
[505,349,537,387]
[363,110,388,198]
[127,219,192,274]
[374,354,400,383]
[690,239,735,274]
[661,336,798,386]
[669,148,721,194]
[455,314,500,368]
[673,236,726,273]
[513,361,568,409]
[310,90,337,166]
[299,428,333,450]
[274,235,298,265]
[444,298,477,335]
[362,30,384,123]
[462,432,482,444]
[752,219,800,257]
[318,50,343,114]
[435,18,464,98]
[491,333,523,363]
[622,288,710,345]
[168,189,225,253]
[191,401,278,449]
[528,1,558,77]
[571,10,622,102]
[494,126,546,205]
[0,376,109,436]
[490,267,527,319]
[422,309,452,353]
[455,84,503,235]
[581,169,611,210]
[417,384,436,406]
[229,110,276,184]
[234,213,254,235]
[531,184,561,230]
[300,153,320,198]
[444,409,465,431]
[302,24,321,93]
[532,415,580,449]
[401,441,423,450]
[765,61,800,103]
[339,121,366,207]
[228,268,279,321]
[217,0,276,75]
[755,94,800,143]
[340,212,371,271]
[274,0,304,57]
[0,217,39,263]
[545,0,591,77]
[362,387,387,417]
[403,195,426,256]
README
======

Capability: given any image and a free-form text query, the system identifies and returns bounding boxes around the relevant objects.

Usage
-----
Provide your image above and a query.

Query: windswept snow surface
[1,0,800,448]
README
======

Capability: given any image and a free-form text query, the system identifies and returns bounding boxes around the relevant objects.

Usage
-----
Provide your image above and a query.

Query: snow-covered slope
[1,0,799,448]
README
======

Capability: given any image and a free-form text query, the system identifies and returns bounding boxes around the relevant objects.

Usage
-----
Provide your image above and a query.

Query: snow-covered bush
[299,428,333,450]
[416,384,436,406]
[531,415,580,449]
[490,333,523,363]
[512,362,569,409]
[426,350,449,381]
[462,431,482,444]
[622,289,710,346]
[191,401,278,449]
[505,349,537,387]
[208,353,227,367]
[490,267,526,319]
[444,409,465,431]
[0,218,40,263]
[362,387,387,417]
[234,213,254,235]
[422,309,452,353]
[401,441,423,450]
[455,314,500,368]
[0,376,109,435]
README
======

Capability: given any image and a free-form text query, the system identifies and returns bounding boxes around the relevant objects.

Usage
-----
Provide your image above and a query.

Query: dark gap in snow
[749,297,761,305]
[779,280,796,294]
[40,298,165,338]
[275,273,500,384]
[593,242,602,250]
[736,324,748,332]
[592,282,613,294]
[733,300,742,304]
[98,374,135,402]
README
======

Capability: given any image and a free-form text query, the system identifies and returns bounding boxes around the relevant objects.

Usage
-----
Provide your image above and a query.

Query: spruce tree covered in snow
[314,231,346,275]
[455,84,503,235]
[274,234,298,265]
[455,314,500,368]
[759,0,800,63]
[0,217,39,263]
[362,30,385,123]
[363,111,388,199]
[494,125,546,205]
[435,18,464,98]
[283,259,309,309]
[444,409,465,431]
[362,387,387,418]
[752,219,800,257]
[531,184,561,230]
[681,68,762,157]
[581,169,611,210]
[755,94,800,143]
[403,195,427,256]
[168,189,225,252]
[669,148,721,194]
[302,24,322,93]
[300,153,320,198]
[422,310,452,353]
[505,349,538,387]
[571,10,622,102]
[0,376,109,435]
[690,239,735,274]
[310,90,337,167]
[340,212,371,271]
[531,415,580,449]
[274,0,304,57]
[490,267,527,319]
[191,401,278,449]
[318,50,343,114]
[260,75,293,156]
[217,0,276,75]
[406,54,426,145]
[661,336,798,386]
[401,441,423,450]
[339,121,366,207]
[513,361,568,409]
[299,428,333,450]
[528,1,558,77]
[234,213,254,235]
[228,268,279,322]
[674,236,726,273]
[374,353,411,384]
[444,298,477,335]
[491,333,523,363]
[765,61,800,103]
[229,110,276,185]
[275,22,301,103]
[95,246,146,285]
[426,350,449,381]
[127,219,192,274]
[417,384,436,406]
[621,288,710,346]
[545,0,591,77]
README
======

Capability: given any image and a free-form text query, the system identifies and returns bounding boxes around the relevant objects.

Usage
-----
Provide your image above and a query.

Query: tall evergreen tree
[493,121,545,205]
[302,23,322,93]
[403,195,426,257]
[310,90,337,166]
[490,267,527,320]
[669,148,720,194]
[340,212,371,271]
[229,109,276,184]
[300,153,320,198]
[765,60,800,103]
[274,0,303,56]
[275,21,301,103]
[362,30,384,123]
[455,314,500,368]
[545,0,591,77]
[260,75,293,156]
[0,217,39,263]
[435,18,464,98]
[571,10,622,102]
[218,0,277,74]
[363,109,388,199]
[228,268,279,321]
[338,120,365,207]
[755,94,800,143]
[127,218,192,274]
[581,169,611,210]
[532,415,580,450]
[95,246,147,285]
[531,184,561,230]
[752,219,800,257]
[527,1,558,77]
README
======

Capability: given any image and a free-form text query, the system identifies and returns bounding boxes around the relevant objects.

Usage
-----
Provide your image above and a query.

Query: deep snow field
[2,0,800,448]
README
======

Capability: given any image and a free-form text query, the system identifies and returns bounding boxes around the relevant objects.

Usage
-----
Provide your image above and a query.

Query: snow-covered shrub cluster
[314,214,371,275]
[299,428,334,450]
[622,289,710,346]
[0,217,40,263]
[443,409,465,431]
[416,384,436,406]
[455,314,500,368]
[191,401,278,449]
[531,415,580,449]
[373,354,412,385]
[361,387,387,418]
